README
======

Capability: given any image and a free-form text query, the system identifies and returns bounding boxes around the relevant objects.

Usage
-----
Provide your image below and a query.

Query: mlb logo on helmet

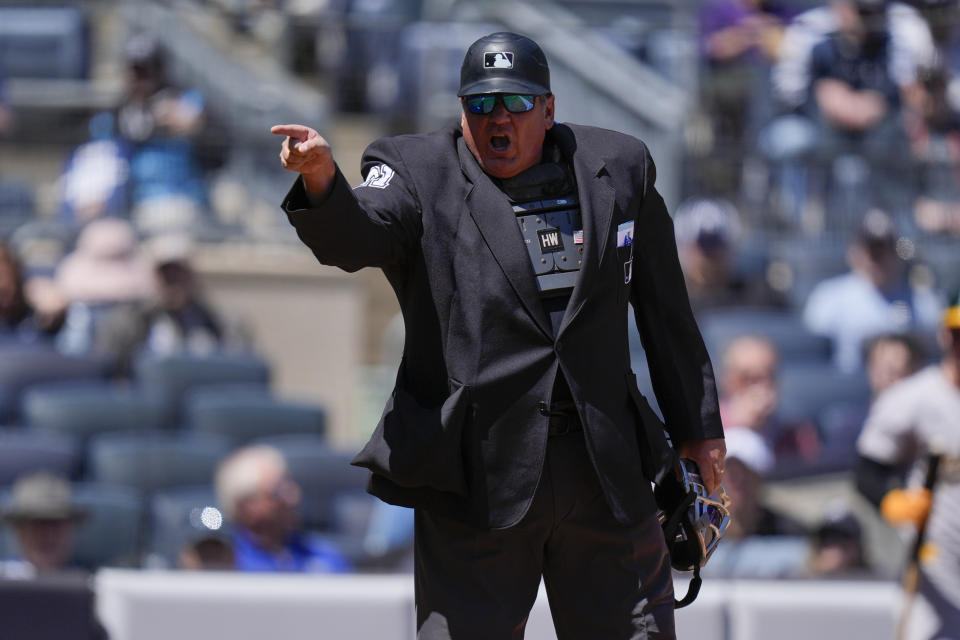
[459,33,550,97]
[484,52,514,69]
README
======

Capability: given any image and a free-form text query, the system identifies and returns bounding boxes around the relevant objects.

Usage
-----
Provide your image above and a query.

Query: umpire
[273,32,726,640]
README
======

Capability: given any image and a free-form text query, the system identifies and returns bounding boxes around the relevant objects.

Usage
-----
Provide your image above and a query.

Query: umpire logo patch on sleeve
[538,228,564,253]
[358,164,395,189]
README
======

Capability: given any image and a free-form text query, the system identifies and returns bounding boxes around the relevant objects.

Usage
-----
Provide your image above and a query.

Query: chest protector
[500,161,583,298]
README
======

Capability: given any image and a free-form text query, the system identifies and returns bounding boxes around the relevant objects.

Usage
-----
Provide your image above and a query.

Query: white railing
[96,570,902,640]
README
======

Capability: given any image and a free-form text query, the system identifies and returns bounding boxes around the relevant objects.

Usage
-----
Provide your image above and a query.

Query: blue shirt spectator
[803,210,941,372]
[232,528,350,573]
[215,445,352,574]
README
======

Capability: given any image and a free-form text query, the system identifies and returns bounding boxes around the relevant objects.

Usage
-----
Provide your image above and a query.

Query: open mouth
[490,135,511,152]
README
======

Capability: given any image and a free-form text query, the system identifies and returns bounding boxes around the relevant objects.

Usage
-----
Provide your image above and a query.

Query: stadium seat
[0,344,109,424]
[0,181,35,237]
[22,382,170,441]
[767,237,849,310]
[133,353,270,419]
[70,483,144,569]
[776,363,871,428]
[185,388,325,445]
[916,239,960,294]
[87,431,232,495]
[148,485,227,567]
[0,429,80,485]
[0,7,89,80]
[256,434,368,531]
[698,307,832,366]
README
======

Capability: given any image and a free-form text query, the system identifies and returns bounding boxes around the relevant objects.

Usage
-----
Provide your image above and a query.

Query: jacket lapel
[457,137,553,339]
[558,134,615,337]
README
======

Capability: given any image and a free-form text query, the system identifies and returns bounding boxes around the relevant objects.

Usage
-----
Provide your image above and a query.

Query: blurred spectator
[0,473,87,577]
[22,277,68,340]
[719,334,821,462]
[807,0,915,216]
[0,243,32,337]
[807,501,870,577]
[803,210,941,372]
[902,0,960,237]
[699,0,788,146]
[673,198,785,313]
[865,332,926,395]
[818,332,926,457]
[719,334,780,435]
[115,34,211,234]
[95,235,232,375]
[53,219,155,357]
[772,1,934,113]
[214,445,351,573]
[855,291,960,638]
[809,1,903,132]
[702,428,809,578]
[178,535,235,571]
[763,1,934,222]
[0,245,63,343]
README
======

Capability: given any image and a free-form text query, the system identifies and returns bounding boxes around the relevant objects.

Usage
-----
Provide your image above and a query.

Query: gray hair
[214,445,288,521]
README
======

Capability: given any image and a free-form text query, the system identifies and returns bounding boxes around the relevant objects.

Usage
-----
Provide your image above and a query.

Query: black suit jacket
[282,123,723,529]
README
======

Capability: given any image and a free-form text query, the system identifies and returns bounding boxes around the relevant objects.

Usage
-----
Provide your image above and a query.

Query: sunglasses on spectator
[463,94,541,115]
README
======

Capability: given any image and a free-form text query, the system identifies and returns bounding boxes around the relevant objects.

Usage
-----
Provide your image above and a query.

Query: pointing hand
[271,124,336,197]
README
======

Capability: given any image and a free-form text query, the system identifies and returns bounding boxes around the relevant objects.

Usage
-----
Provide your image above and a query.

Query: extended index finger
[270,124,313,141]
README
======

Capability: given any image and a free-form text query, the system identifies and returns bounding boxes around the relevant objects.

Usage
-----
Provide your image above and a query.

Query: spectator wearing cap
[803,209,941,372]
[116,34,217,235]
[214,445,350,573]
[673,198,786,315]
[1,473,87,577]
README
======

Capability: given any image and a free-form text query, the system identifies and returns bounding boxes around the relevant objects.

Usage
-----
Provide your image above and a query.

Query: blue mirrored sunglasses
[464,94,538,115]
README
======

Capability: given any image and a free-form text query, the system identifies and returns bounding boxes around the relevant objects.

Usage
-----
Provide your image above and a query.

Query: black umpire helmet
[458,32,551,97]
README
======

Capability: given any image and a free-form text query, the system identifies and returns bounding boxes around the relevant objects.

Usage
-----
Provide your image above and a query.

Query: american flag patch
[573,230,584,244]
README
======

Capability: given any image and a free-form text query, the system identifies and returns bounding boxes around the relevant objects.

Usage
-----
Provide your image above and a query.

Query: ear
[543,94,555,130]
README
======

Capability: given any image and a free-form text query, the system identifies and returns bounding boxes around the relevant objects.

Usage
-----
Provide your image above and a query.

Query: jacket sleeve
[281,136,423,272]
[628,147,724,446]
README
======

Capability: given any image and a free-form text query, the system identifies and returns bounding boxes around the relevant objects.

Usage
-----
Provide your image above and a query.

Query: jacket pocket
[351,379,470,496]
[625,372,676,484]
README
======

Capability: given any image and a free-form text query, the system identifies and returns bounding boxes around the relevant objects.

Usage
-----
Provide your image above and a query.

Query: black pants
[414,429,675,640]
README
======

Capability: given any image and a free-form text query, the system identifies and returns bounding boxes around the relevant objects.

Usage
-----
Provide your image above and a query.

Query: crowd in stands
[0,29,414,578]
[670,0,960,583]
[0,0,957,616]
